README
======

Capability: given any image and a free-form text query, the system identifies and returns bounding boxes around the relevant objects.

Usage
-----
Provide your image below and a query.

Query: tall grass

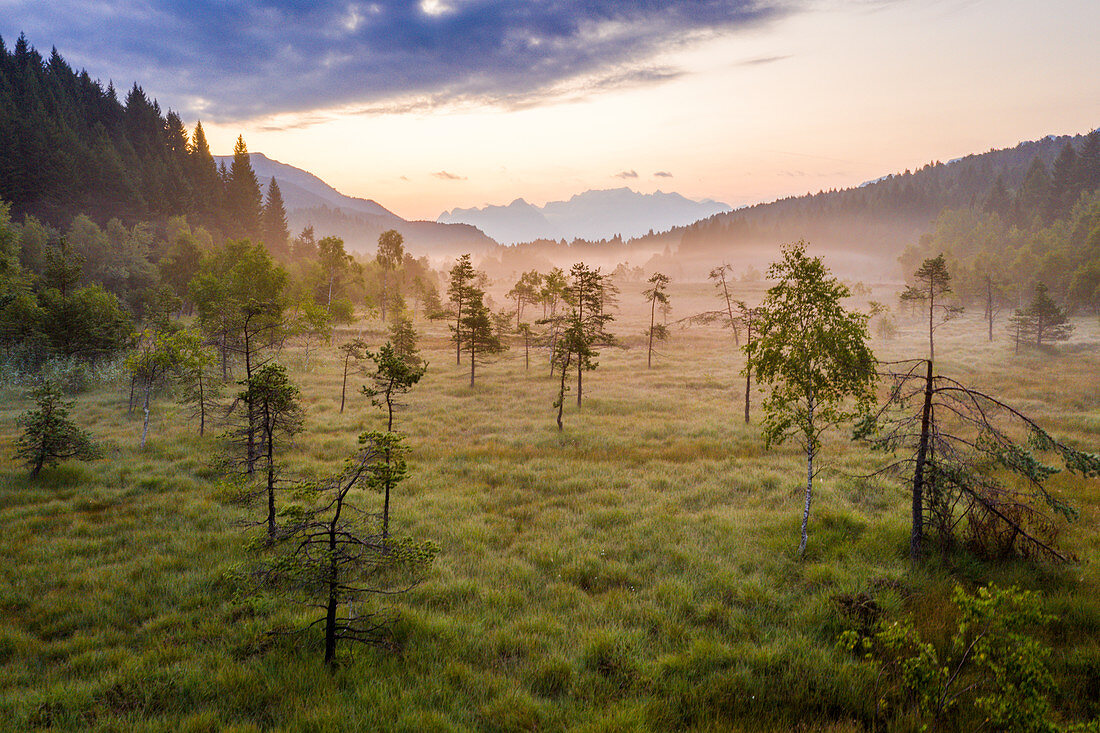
[0,280,1097,730]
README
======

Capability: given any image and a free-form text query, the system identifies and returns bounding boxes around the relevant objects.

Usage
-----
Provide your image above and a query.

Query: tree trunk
[140,381,151,449]
[324,535,339,668]
[798,399,814,558]
[198,372,206,437]
[647,295,656,368]
[576,359,582,407]
[382,449,392,541]
[556,354,569,431]
[928,291,935,362]
[455,302,463,365]
[339,353,349,413]
[266,420,276,539]
[128,376,136,414]
[910,359,934,561]
[744,320,752,424]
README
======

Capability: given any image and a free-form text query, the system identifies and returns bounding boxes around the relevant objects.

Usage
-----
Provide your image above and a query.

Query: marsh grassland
[1,281,1098,731]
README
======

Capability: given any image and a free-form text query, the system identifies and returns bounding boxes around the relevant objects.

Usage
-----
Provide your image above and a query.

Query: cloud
[737,54,792,66]
[614,170,639,179]
[654,171,673,178]
[433,171,467,181]
[1,1,793,121]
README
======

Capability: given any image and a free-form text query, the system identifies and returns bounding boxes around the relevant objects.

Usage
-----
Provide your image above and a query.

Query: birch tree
[748,242,875,557]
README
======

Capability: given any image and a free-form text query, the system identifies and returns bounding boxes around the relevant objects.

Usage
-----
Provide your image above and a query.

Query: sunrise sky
[4,0,1099,220]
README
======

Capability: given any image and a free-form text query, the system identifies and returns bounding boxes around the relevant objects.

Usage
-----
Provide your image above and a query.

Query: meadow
[1,280,1098,732]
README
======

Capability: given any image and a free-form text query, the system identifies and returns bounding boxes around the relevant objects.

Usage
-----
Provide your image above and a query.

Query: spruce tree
[226,136,263,241]
[261,177,290,259]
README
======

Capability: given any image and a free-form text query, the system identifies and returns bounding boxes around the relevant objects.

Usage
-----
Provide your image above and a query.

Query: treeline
[0,34,287,248]
[0,194,443,373]
[899,134,1100,314]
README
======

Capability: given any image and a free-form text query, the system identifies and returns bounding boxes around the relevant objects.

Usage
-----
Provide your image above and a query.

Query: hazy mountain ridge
[213,153,496,258]
[438,188,731,244]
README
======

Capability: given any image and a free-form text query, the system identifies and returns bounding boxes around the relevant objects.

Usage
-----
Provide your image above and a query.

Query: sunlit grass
[0,281,1097,730]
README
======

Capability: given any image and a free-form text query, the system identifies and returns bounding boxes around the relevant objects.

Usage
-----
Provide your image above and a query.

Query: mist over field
[2,8,1100,731]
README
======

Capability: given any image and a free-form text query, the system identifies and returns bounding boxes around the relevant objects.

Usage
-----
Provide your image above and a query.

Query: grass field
[1,280,1098,731]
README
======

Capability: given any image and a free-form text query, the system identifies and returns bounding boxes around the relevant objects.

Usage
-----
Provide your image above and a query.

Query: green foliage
[749,242,875,451]
[14,381,101,477]
[643,272,671,367]
[840,584,1066,732]
[389,315,422,368]
[255,431,436,665]
[749,241,875,555]
[1011,282,1075,347]
[361,341,428,431]
[900,253,963,361]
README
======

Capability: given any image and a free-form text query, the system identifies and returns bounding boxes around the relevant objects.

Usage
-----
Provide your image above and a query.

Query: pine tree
[1011,283,1074,347]
[447,254,478,365]
[16,382,101,478]
[187,121,222,228]
[1048,141,1079,221]
[261,177,290,259]
[900,254,961,363]
[458,288,504,387]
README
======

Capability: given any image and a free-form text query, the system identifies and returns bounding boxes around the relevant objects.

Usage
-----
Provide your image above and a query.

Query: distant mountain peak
[439,188,730,244]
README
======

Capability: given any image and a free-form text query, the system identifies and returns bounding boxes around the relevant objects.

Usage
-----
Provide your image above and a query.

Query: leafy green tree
[551,318,593,431]
[126,327,187,448]
[643,272,670,368]
[292,297,334,371]
[361,341,427,432]
[900,253,961,363]
[15,382,101,478]
[176,329,220,437]
[318,235,351,307]
[241,363,304,539]
[562,263,614,406]
[376,229,404,322]
[748,241,876,557]
[508,270,543,327]
[38,283,133,360]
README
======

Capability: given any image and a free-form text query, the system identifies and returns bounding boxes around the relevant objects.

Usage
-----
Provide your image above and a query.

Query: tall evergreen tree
[187,121,222,228]
[261,177,290,259]
[226,136,262,240]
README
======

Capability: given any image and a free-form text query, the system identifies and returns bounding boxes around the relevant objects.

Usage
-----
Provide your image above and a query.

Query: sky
[4,0,1100,221]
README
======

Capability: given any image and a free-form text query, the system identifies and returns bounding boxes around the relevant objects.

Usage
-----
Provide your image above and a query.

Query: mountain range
[213,153,494,258]
[438,189,731,245]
